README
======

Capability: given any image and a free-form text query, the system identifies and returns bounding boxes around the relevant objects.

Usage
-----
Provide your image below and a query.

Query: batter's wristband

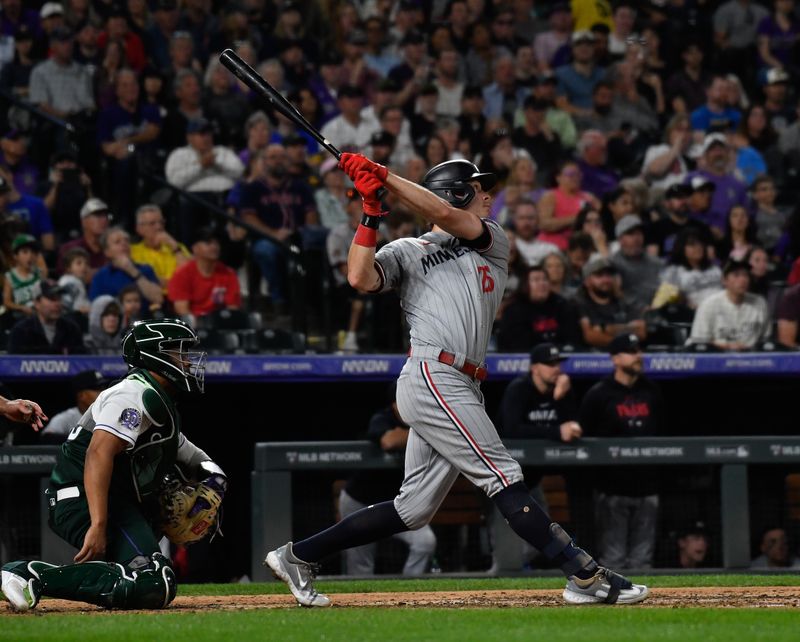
[354,224,377,247]
[360,213,382,229]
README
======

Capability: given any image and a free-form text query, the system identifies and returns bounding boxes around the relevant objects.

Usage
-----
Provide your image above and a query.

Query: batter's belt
[408,346,488,381]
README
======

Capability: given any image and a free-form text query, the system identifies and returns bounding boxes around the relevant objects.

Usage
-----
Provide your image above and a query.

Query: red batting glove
[339,152,388,182]
[354,170,384,215]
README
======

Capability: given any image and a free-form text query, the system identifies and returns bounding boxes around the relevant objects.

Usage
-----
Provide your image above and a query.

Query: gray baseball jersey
[373,218,524,529]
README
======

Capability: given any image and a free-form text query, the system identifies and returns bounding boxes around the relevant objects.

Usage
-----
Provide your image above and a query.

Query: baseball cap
[0,174,11,195]
[530,342,568,365]
[571,30,596,45]
[523,95,549,111]
[665,183,692,199]
[40,2,64,19]
[49,26,74,41]
[462,85,483,99]
[582,256,617,280]
[186,118,213,134]
[377,78,400,93]
[722,257,750,276]
[615,215,644,238]
[155,0,178,10]
[36,279,65,301]
[338,84,364,99]
[609,332,642,355]
[700,132,728,155]
[80,197,109,219]
[370,130,396,147]
[764,67,790,86]
[14,25,33,41]
[688,175,716,193]
[677,519,708,539]
[319,50,344,67]
[71,369,108,394]
[191,226,220,245]
[12,233,39,253]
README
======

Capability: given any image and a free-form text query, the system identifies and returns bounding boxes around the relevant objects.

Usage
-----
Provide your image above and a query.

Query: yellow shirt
[130,241,190,284]
[571,0,613,31]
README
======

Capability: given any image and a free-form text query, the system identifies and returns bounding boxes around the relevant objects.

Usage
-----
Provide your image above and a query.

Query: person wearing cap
[29,23,94,120]
[42,150,91,240]
[97,7,146,72]
[573,255,646,348]
[7,279,85,354]
[167,226,241,322]
[529,71,578,150]
[89,227,163,310]
[367,130,396,168]
[0,130,39,197]
[610,216,663,313]
[513,95,563,181]
[579,332,665,568]
[0,1,41,43]
[688,258,770,350]
[493,342,581,570]
[320,85,373,153]
[283,133,315,186]
[39,370,108,443]
[0,165,55,254]
[388,29,431,111]
[56,197,110,276]
[130,204,189,287]
[554,29,605,117]
[39,3,65,38]
[496,263,581,351]
[689,76,741,134]
[342,28,380,100]
[2,232,42,315]
[761,68,794,133]
[684,132,747,235]
[685,175,716,228]
[668,521,710,569]
[161,69,204,151]
[647,183,713,257]
[664,40,711,115]
[457,85,488,155]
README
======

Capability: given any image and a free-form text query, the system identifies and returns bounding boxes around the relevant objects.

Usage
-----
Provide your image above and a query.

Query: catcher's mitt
[158,476,225,545]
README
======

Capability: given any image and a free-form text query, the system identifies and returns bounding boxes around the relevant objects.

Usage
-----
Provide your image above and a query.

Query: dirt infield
[4,586,800,614]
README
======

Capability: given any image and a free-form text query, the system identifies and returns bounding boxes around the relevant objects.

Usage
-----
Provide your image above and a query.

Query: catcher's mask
[422,159,496,208]
[122,319,207,394]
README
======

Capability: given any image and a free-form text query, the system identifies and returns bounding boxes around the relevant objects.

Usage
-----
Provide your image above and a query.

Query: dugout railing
[251,436,800,580]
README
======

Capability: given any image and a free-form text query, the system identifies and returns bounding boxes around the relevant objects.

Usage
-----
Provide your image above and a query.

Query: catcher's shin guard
[36,553,177,609]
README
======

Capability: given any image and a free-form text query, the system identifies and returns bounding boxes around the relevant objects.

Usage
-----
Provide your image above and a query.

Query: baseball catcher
[0,318,226,611]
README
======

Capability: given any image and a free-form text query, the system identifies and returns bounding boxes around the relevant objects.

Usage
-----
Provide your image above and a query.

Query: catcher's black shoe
[1,561,54,611]
[563,567,649,605]
[265,542,331,607]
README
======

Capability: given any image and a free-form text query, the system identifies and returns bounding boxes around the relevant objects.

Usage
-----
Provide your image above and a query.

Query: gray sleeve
[176,433,212,471]
[41,409,77,435]
[28,66,47,106]
[374,240,408,293]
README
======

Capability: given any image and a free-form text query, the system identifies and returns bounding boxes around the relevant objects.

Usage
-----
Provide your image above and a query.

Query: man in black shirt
[572,257,646,349]
[646,183,712,257]
[512,95,563,184]
[338,383,436,575]
[578,333,665,569]
[493,343,582,569]
[497,264,580,351]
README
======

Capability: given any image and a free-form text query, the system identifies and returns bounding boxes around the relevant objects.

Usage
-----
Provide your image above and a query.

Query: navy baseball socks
[493,482,649,604]
[492,482,597,579]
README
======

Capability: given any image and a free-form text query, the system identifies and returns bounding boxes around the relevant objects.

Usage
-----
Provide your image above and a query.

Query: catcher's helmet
[122,319,207,394]
[422,159,497,208]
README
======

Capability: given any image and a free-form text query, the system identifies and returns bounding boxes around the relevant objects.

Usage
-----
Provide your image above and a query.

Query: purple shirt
[757,15,800,67]
[0,11,41,38]
[685,169,748,232]
[578,159,619,199]
[0,151,39,196]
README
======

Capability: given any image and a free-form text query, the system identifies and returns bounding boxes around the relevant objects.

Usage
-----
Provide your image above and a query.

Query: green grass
[3,575,800,642]
[179,573,800,596]
[2,608,798,642]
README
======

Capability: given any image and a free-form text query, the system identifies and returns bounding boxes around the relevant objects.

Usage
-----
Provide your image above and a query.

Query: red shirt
[167,260,241,316]
[97,32,146,72]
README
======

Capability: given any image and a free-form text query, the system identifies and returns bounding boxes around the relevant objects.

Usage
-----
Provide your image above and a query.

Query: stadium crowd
[0,0,798,355]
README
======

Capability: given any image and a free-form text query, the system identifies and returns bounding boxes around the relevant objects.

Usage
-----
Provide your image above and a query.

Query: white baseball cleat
[265,542,331,608]
[563,567,649,605]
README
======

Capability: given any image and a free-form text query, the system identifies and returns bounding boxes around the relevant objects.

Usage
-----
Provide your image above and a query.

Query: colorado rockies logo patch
[120,408,142,430]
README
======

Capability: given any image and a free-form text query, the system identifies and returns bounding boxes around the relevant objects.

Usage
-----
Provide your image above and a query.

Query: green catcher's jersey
[50,369,183,503]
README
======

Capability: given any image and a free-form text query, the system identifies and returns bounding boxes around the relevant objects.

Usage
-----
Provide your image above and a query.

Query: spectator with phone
[42,150,92,242]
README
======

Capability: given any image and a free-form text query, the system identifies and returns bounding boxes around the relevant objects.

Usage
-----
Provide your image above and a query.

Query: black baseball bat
[219,49,342,160]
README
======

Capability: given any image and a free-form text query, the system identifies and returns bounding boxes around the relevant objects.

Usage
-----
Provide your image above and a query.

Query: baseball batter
[266,154,649,607]
[0,319,226,611]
